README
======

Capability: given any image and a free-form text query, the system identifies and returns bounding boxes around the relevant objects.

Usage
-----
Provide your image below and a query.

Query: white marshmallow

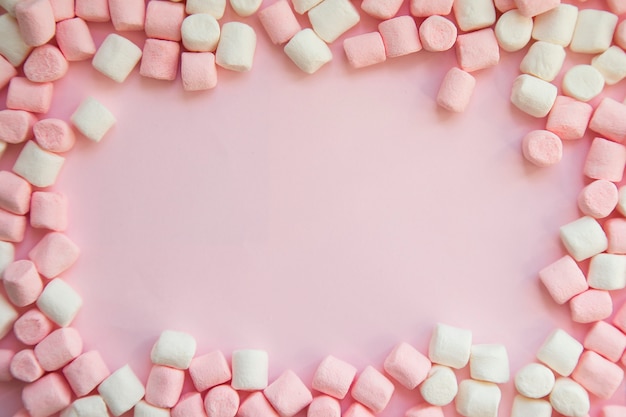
[562,65,605,102]
[549,378,590,417]
[92,34,142,83]
[13,141,65,188]
[151,330,197,369]
[0,241,15,276]
[587,253,626,290]
[231,349,269,390]
[494,10,533,52]
[186,0,226,19]
[0,0,20,15]
[560,216,608,261]
[181,14,221,52]
[61,396,109,417]
[519,41,566,82]
[511,396,552,417]
[453,0,496,32]
[292,0,323,14]
[0,13,32,66]
[510,74,557,118]
[514,363,555,398]
[531,4,578,47]
[0,292,18,340]
[469,345,509,384]
[98,365,146,417]
[284,29,333,74]
[570,9,618,54]
[419,365,458,406]
[428,323,472,369]
[71,97,116,142]
[536,329,583,376]
[215,22,256,72]
[455,380,501,417]
[134,401,171,417]
[591,46,626,86]
[308,0,360,43]
[36,278,83,327]
[230,0,262,16]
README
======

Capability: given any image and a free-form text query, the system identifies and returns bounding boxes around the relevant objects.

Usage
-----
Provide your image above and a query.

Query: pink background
[1,1,626,416]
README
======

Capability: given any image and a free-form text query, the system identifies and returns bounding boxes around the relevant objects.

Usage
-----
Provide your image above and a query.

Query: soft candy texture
[584,321,626,362]
[205,384,240,417]
[436,68,475,113]
[231,349,268,390]
[75,0,110,22]
[0,170,32,214]
[145,365,185,408]
[151,330,197,369]
[519,41,565,82]
[494,10,533,52]
[521,130,562,167]
[186,0,226,19]
[10,349,44,382]
[361,0,402,20]
[0,55,17,90]
[455,29,500,73]
[384,342,431,390]
[0,208,26,242]
[7,77,53,114]
[3,260,43,307]
[71,97,115,142]
[181,52,218,92]
[0,110,37,145]
[0,349,13,381]
[616,21,626,50]
[55,18,96,61]
[36,278,82,327]
[215,22,257,72]
[33,119,75,153]
[428,323,472,369]
[92,33,143,83]
[34,327,83,371]
[584,137,626,182]
[258,0,301,45]
[291,0,322,14]
[172,393,206,417]
[14,309,53,345]
[514,363,555,398]
[63,350,110,397]
[0,241,15,276]
[13,141,65,188]
[344,403,375,417]
[22,372,72,417]
[307,396,341,417]
[589,97,626,143]
[182,14,221,52]
[510,396,551,417]
[23,45,68,83]
[570,289,613,323]
[30,191,68,231]
[419,15,457,53]
[607,0,626,14]
[29,232,79,278]
[264,370,313,417]
[536,329,583,376]
[144,0,184,41]
[546,96,592,141]
[48,0,73,22]
[559,216,608,261]
[61,396,109,417]
[419,365,458,406]
[378,16,421,58]
[570,9,618,54]
[592,46,626,86]
[573,350,624,399]
[452,0,495,32]
[15,0,56,47]
[549,378,589,417]
[588,253,626,290]
[510,74,557,118]
[577,180,618,219]
[311,355,357,399]
[98,365,146,416]
[455,379,501,417]
[343,32,386,69]
[0,292,18,339]
[308,0,360,43]
[237,391,279,417]
[134,401,171,417]
[410,0,453,17]
[284,29,333,74]
[514,0,559,17]
[469,344,509,384]
[562,65,605,102]
[0,14,32,66]
[140,38,180,81]
[189,350,231,392]
[351,366,395,413]
[109,0,145,31]
[606,218,626,254]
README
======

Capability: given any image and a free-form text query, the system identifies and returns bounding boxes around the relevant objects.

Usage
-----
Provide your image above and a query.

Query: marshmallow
[588,253,626,290]
[33,119,75,153]
[231,349,268,390]
[469,344,509,384]
[0,55,18,91]
[61,396,109,417]
[30,192,68,232]
[71,97,116,143]
[571,9,618,54]
[0,110,37,144]
[455,379,501,417]
[23,45,68,83]
[436,67,475,113]
[570,289,613,323]
[63,350,110,397]
[343,32,386,69]
[519,41,565,82]
[514,363,555,398]
[14,308,53,345]
[0,349,14,381]
[0,292,18,339]
[0,170,32,214]
[514,0,559,17]
[264,370,312,417]
[75,0,109,22]
[284,29,333,74]
[378,16,421,58]
[6,77,53,114]
[351,366,394,413]
[140,38,180,81]
[616,21,626,50]
[584,321,626,362]
[405,404,444,417]
[55,18,96,61]
[384,342,431,390]
[584,137,626,182]
[98,365,145,416]
[560,216,608,261]
[181,52,218,92]
[419,365,458,406]
[521,130,562,167]
[22,372,73,417]
[3,260,43,307]
[452,0,495,32]
[510,74,557,118]
[134,401,171,417]
[172,393,206,417]
[230,0,262,16]
[308,0,360,43]
[0,0,20,15]
[0,208,26,242]
[10,349,44,382]
[292,0,322,14]
[311,355,357,399]
[189,350,231,392]
[589,97,626,143]
[37,278,82,327]
[511,396,551,417]
[603,406,626,417]
[0,241,15,276]
[614,301,626,333]
[428,323,472,369]
[109,0,145,31]
[494,10,533,52]
[238,392,278,417]
[419,15,457,52]
[145,365,185,408]
[537,329,583,376]
[606,218,626,254]
[577,180,618,219]
[258,0,301,45]
[573,350,623,399]
[49,0,75,22]
[546,96,592,141]
[455,28,499,72]
[35,327,82,371]
[215,22,256,72]
[186,0,226,19]
[307,396,340,417]
[607,0,626,14]
[410,0,453,17]
[92,33,143,83]
[145,0,185,41]
[29,232,79,278]
[14,0,56,47]
[591,46,626,86]
[550,378,589,417]
[344,403,375,417]
[205,385,239,417]
[151,330,196,369]
[562,65,605,102]
[0,14,32,66]
[181,14,221,54]
[361,0,402,20]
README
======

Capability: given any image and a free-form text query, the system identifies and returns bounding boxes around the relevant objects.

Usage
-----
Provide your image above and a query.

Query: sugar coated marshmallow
[181,13,221,52]
[350,366,395,413]
[419,365,458,406]
[21,372,72,417]
[98,365,145,416]
[549,378,590,417]
[231,349,269,390]
[562,65,605,102]
[308,0,360,43]
[584,321,626,362]
[205,384,240,417]
[62,350,110,397]
[215,22,257,72]
[284,29,333,74]
[311,355,357,399]
[510,74,557,118]
[13,308,52,345]
[452,0,496,32]
[521,130,562,167]
[455,379,501,417]
[0,110,37,145]
[570,9,618,54]
[419,15,457,53]
[36,278,82,327]
[536,328,583,376]
[145,365,185,408]
[589,97,626,143]
[258,0,301,45]
[577,180,618,219]
[511,396,551,417]
[494,10,533,52]
[23,44,68,83]
[33,119,75,153]
[531,4,578,47]
[584,137,626,182]
[383,342,431,390]
[428,323,472,369]
[151,330,197,369]
[514,363,555,398]
[264,370,312,417]
[189,350,231,392]
[92,33,143,83]
[13,141,65,188]
[70,96,116,142]
[378,16,421,58]
[587,253,626,290]
[519,41,565,82]
[559,216,608,262]
[469,344,509,384]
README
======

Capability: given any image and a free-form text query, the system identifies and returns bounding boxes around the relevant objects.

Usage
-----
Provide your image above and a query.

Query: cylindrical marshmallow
[584,137,626,182]
[311,355,357,399]
[49,0,75,22]
[428,323,472,369]
[230,0,262,16]
[455,379,501,417]
[307,396,340,417]
[13,141,65,187]
[514,0,559,17]
[549,378,589,417]
[55,18,96,61]
[22,372,72,417]
[546,96,593,141]
[284,29,333,74]
[383,342,431,390]
[10,349,44,382]
[13,308,53,345]
[308,0,360,43]
[510,74,557,118]
[33,119,75,153]
[216,22,256,72]
[109,0,145,31]
[343,32,386,69]
[231,349,269,390]
[0,110,37,145]
[584,321,626,362]
[511,396,551,417]
[536,328,583,376]
[92,33,143,83]
[589,97,626,143]
[578,180,618,219]
[455,28,500,72]
[189,350,231,392]
[560,215,608,262]
[514,363,555,398]
[172,393,206,417]
[361,0,402,20]
[30,191,69,231]
[410,0,453,16]
[520,41,565,82]
[186,0,226,19]
[144,0,185,41]
[28,231,80,278]
[70,97,116,142]
[139,38,180,81]
[182,14,221,52]
[6,77,54,114]
[453,0,495,32]
[75,0,110,22]
[378,16,421,58]
[23,44,68,83]
[145,365,185,408]
[151,330,197,369]
[419,365,458,406]
[0,241,15,276]
[134,401,171,417]
[436,68,475,113]
[181,52,218,92]
[562,65,605,102]
[97,365,146,416]
[0,208,26,242]
[570,9,618,54]
[531,4,578,47]
[3,260,43,307]
[61,396,109,417]
[592,46,626,86]
[63,350,111,397]
[350,366,394,413]
[522,130,563,167]
[0,170,32,214]
[36,278,83,327]
[570,289,613,323]
[205,384,240,417]
[0,14,33,67]
[494,9,533,52]
[0,292,18,339]
[34,327,83,371]
[258,0,301,45]
[15,0,56,47]
[469,344,509,384]
[419,15,457,52]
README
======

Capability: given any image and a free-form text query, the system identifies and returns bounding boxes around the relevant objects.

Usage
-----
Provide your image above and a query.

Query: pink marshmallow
[3,260,43,307]
[570,289,613,323]
[6,77,53,114]
[584,321,626,362]
[22,372,72,417]
[181,53,218,92]
[204,384,240,417]
[384,342,432,390]
[10,349,44,382]
[361,0,403,20]
[589,97,626,144]
[0,55,17,90]
[539,255,588,304]
[577,179,618,218]
[344,403,375,417]
[15,0,56,47]
[522,130,563,167]
[258,0,301,45]
[546,96,593,141]
[607,0,626,15]
[410,0,453,17]
[344,32,387,69]
[23,45,68,83]
[140,38,180,81]
[173,393,208,417]
[0,349,14,382]
[28,232,80,279]
[312,355,357,399]
[109,0,146,31]
[14,309,53,345]
[494,0,516,12]
[33,118,75,153]
[0,208,26,242]
[606,218,626,254]
[145,0,185,41]
[616,21,626,50]
[49,0,75,22]
[34,327,83,371]
[436,67,476,113]
[0,170,32,214]
[63,350,110,397]
[456,28,500,72]
[307,396,340,417]
[514,0,560,17]
[75,0,110,22]
[238,391,279,417]
[378,16,421,58]
[264,370,312,417]
[55,18,96,61]
[0,110,37,144]
[572,350,623,399]
[30,191,68,231]
[614,301,626,333]
[146,365,185,408]
[419,15,457,52]
[189,350,231,392]
[405,404,445,417]
[584,137,626,182]
[351,366,394,413]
